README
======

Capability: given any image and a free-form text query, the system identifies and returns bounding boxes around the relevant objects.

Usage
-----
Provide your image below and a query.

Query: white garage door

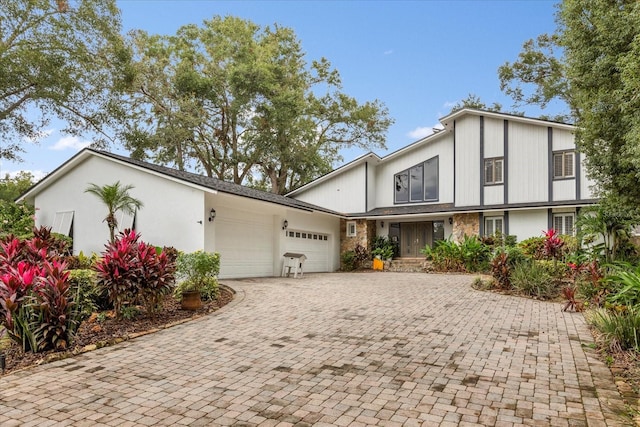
[284,230,330,273]
[216,211,274,278]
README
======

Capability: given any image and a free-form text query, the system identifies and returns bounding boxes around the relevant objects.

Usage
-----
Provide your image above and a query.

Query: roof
[17,148,343,217]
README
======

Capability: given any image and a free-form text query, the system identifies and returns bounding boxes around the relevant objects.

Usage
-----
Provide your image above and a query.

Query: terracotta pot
[180,290,202,310]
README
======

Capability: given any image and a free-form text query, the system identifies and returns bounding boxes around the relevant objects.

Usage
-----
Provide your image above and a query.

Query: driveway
[0,272,629,426]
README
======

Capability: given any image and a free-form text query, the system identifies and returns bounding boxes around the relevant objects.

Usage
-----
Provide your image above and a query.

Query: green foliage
[85,181,143,243]
[65,251,100,270]
[121,16,392,194]
[0,0,128,157]
[577,204,639,263]
[422,236,491,273]
[587,307,640,352]
[175,251,220,299]
[490,246,524,289]
[605,264,640,308]
[341,250,356,272]
[518,236,546,260]
[0,200,34,238]
[119,305,141,320]
[68,269,107,318]
[0,171,36,201]
[371,236,396,260]
[449,94,503,113]
[510,260,561,300]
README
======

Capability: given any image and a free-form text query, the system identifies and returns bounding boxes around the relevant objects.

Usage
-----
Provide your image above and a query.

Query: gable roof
[286,108,576,197]
[18,148,343,217]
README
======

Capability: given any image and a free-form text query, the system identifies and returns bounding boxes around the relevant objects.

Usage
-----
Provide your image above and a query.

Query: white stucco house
[18,108,598,278]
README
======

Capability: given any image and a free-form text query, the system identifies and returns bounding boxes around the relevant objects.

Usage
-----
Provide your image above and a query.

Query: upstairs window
[553,151,575,179]
[394,156,439,204]
[484,158,503,185]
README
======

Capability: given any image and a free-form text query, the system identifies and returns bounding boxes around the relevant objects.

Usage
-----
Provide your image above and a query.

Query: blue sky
[4,0,563,180]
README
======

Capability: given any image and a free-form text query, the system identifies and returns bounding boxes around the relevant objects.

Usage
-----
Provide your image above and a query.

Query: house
[18,108,598,278]
[18,149,343,279]
[287,108,598,257]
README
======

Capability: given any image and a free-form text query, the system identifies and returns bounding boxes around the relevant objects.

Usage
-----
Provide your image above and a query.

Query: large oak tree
[119,16,392,194]
[0,0,131,160]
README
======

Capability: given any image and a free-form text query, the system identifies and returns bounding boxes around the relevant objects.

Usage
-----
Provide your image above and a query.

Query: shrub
[459,235,491,272]
[511,260,561,300]
[341,251,356,271]
[587,307,640,352]
[94,230,177,318]
[371,236,395,260]
[68,269,106,317]
[423,239,464,272]
[605,264,640,308]
[518,236,546,260]
[175,250,220,301]
[0,233,81,352]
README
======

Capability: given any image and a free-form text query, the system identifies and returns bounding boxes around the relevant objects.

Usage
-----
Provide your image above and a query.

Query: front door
[400,222,432,257]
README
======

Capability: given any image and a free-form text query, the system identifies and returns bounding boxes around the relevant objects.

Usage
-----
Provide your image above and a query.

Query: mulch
[1,286,235,375]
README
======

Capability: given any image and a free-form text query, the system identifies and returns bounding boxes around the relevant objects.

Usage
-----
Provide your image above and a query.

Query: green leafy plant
[84,181,143,243]
[510,260,560,300]
[518,236,546,260]
[175,251,220,301]
[68,269,105,317]
[587,307,640,352]
[341,250,356,271]
[605,264,640,308]
[371,236,396,260]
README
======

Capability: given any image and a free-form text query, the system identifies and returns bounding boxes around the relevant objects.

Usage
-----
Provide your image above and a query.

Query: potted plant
[174,251,221,310]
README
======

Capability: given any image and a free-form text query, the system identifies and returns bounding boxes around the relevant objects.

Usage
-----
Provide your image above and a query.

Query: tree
[449,94,503,113]
[84,181,143,243]
[499,0,640,209]
[0,171,36,201]
[119,16,392,194]
[0,0,131,160]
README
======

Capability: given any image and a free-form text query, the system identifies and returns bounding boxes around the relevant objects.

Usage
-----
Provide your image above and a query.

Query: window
[553,213,575,235]
[346,221,357,237]
[287,230,329,241]
[553,151,574,179]
[394,156,439,204]
[52,211,74,236]
[116,210,136,231]
[484,158,503,185]
[484,216,504,236]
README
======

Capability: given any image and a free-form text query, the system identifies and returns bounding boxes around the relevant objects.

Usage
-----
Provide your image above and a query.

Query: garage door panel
[284,230,329,273]
[217,212,274,278]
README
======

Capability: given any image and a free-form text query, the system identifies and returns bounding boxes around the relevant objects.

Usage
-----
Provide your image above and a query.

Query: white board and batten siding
[508,122,548,204]
[375,131,454,207]
[454,115,481,207]
[509,210,549,242]
[292,163,367,214]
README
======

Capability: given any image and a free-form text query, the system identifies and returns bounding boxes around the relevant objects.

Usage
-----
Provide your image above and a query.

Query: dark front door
[399,222,432,257]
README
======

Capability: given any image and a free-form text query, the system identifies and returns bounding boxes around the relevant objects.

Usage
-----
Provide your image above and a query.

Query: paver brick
[0,272,630,426]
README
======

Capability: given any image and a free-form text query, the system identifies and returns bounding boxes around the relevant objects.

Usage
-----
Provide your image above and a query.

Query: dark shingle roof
[91,149,342,216]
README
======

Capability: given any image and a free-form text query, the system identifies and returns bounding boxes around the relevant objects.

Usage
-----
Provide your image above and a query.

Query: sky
[3,0,564,181]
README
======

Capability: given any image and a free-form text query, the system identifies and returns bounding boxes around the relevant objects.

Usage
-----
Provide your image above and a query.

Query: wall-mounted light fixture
[282,219,288,230]
[381,221,385,228]
[448,217,453,225]
[208,208,216,222]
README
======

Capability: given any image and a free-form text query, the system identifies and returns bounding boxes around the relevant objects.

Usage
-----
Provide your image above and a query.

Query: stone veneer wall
[451,213,480,243]
[340,219,377,260]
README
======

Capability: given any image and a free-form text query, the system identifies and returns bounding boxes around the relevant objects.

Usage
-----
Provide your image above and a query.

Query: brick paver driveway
[0,272,630,426]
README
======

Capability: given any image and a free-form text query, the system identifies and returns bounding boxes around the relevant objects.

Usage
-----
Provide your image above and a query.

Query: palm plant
[84,181,143,243]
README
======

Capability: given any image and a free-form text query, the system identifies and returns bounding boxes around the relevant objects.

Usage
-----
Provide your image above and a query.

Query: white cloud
[443,100,458,109]
[384,49,393,55]
[22,128,55,143]
[48,135,92,151]
[3,169,48,181]
[407,122,444,140]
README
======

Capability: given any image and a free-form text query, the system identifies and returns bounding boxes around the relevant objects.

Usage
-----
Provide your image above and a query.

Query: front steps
[385,258,430,273]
